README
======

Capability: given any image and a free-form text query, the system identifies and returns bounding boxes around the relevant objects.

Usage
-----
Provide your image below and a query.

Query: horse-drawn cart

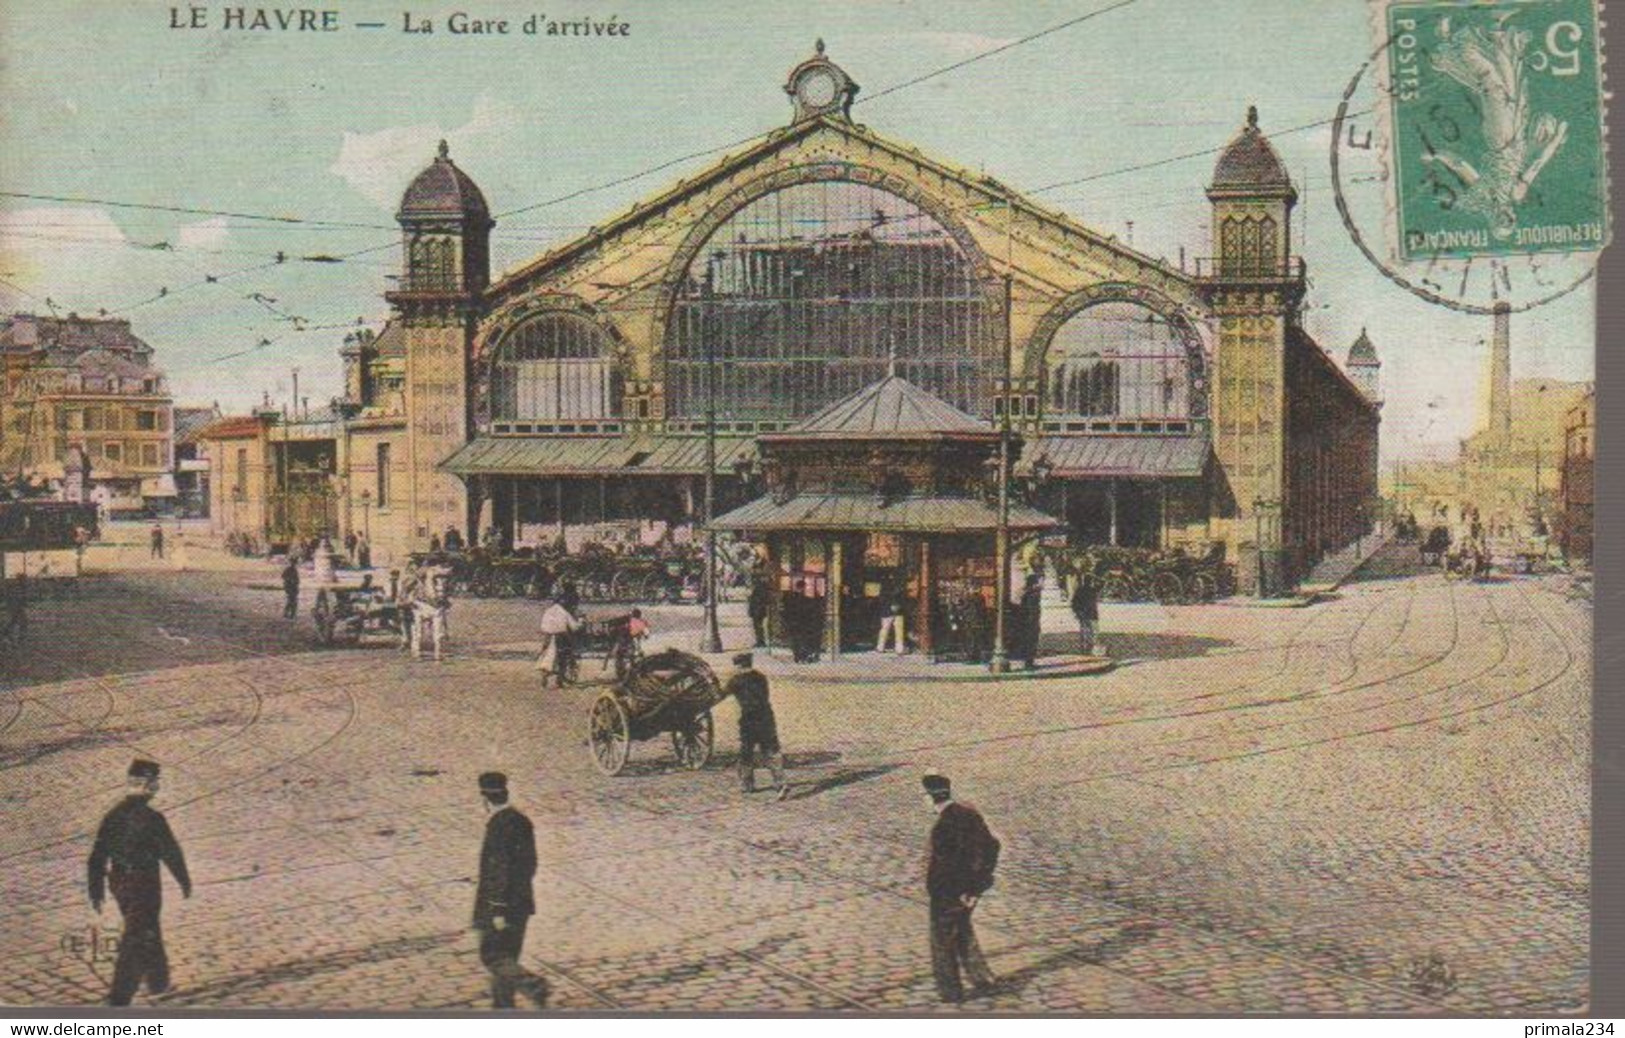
[586,649,724,776]
[313,585,405,646]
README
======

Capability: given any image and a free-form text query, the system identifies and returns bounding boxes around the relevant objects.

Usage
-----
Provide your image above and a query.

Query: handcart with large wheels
[586,649,724,776]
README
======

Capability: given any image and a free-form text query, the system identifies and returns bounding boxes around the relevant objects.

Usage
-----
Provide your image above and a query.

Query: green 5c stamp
[1386,0,1609,260]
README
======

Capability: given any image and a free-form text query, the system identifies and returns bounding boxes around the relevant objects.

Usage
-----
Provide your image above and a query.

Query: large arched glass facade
[1045,301,1198,420]
[665,182,996,424]
[490,312,620,423]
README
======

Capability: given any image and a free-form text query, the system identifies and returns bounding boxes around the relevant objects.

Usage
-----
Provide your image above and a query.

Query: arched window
[1219,215,1278,276]
[1045,301,1196,420]
[490,312,621,423]
[665,181,995,423]
[408,237,457,291]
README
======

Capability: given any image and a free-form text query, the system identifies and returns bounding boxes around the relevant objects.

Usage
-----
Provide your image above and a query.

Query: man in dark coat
[281,559,300,619]
[782,580,815,663]
[922,772,999,1002]
[747,576,773,648]
[472,772,549,1009]
[726,653,787,799]
[1069,567,1101,657]
[87,759,192,1006]
[1016,574,1043,669]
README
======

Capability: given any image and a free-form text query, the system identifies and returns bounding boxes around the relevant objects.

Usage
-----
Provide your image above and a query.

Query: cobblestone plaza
[0,539,1590,1013]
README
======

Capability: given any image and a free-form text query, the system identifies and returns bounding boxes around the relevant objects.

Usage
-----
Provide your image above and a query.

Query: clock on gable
[784,39,859,122]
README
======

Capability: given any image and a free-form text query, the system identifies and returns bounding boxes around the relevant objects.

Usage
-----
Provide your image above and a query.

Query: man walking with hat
[725,652,788,800]
[922,771,1000,1003]
[472,772,549,1009]
[87,759,192,1006]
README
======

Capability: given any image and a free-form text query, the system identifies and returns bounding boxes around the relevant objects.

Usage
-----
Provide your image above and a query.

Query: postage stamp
[1383,0,1610,260]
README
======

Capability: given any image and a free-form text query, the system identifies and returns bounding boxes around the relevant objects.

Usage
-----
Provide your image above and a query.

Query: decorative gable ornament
[784,39,859,123]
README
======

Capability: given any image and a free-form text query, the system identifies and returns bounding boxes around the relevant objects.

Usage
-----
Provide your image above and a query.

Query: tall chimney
[1489,302,1512,446]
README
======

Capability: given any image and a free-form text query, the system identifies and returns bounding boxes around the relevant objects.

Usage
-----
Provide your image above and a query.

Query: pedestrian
[344,531,358,565]
[429,533,442,554]
[471,772,549,1010]
[1017,573,1043,669]
[445,526,464,553]
[1069,567,1102,657]
[921,772,1000,1003]
[149,522,164,559]
[281,557,300,619]
[782,581,808,662]
[747,575,773,649]
[356,533,371,571]
[537,585,581,689]
[87,759,192,1007]
[876,581,908,655]
[727,652,788,800]
[412,566,451,661]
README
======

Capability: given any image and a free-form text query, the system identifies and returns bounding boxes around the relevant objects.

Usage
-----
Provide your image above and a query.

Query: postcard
[0,0,1601,1016]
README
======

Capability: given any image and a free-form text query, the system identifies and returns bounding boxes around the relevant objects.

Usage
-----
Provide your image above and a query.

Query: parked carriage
[586,649,724,776]
[1044,545,1234,604]
[1420,526,1452,567]
[415,544,701,603]
[312,585,406,646]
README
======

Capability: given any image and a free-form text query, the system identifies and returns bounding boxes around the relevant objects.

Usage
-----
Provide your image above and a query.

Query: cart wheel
[1101,573,1133,602]
[588,693,631,776]
[609,569,635,602]
[314,590,336,645]
[1189,573,1218,603]
[1150,572,1184,604]
[671,710,714,770]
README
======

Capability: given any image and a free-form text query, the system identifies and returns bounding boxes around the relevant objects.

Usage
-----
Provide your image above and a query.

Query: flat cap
[477,771,508,793]
[732,652,755,668]
[128,759,160,780]
[921,772,951,795]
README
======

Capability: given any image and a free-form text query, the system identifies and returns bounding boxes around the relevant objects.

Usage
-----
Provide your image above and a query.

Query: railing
[1191,256,1307,280]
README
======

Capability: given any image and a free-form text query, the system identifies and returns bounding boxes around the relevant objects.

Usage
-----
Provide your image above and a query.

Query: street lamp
[358,488,372,541]
[700,257,724,654]
[990,272,1015,674]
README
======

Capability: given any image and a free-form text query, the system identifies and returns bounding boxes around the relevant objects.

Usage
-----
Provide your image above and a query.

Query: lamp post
[990,272,1014,674]
[359,488,372,542]
[700,258,724,654]
[1252,496,1280,597]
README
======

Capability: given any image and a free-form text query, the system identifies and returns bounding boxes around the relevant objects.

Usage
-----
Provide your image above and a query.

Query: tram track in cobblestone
[1065,581,1576,790]
[1469,579,1590,914]
[1143,572,1471,755]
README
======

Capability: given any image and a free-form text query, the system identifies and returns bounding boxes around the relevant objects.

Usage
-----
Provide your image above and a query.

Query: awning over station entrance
[1023,434,1211,479]
[440,435,755,477]
[711,492,1059,535]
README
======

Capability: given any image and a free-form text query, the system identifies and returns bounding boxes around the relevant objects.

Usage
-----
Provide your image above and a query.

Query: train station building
[218,43,1381,594]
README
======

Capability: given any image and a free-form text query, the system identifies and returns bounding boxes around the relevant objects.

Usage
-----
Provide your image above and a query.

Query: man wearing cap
[472,772,549,1009]
[922,772,1000,1003]
[725,652,788,800]
[87,759,192,1007]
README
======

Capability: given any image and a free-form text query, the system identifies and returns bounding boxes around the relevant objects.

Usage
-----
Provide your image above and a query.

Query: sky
[0,0,1598,462]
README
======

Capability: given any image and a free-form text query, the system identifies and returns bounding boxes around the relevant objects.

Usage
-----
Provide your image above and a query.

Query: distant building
[172,404,223,517]
[0,313,175,514]
[194,413,275,544]
[1559,388,1593,562]
[1345,328,1381,406]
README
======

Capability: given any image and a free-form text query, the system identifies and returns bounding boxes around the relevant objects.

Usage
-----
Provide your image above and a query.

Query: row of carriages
[410,546,707,603]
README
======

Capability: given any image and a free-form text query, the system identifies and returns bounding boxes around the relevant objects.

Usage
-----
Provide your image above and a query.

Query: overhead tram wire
[853,0,1140,108]
[0,189,397,232]
[10,3,1148,321]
